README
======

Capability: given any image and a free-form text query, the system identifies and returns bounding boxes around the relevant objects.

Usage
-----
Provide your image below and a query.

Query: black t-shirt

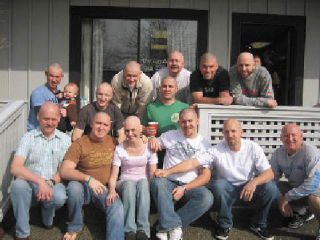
[190,66,230,98]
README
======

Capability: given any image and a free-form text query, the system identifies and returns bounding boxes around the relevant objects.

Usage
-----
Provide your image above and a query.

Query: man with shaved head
[111,61,153,118]
[156,118,279,240]
[149,108,213,240]
[11,102,71,240]
[190,52,233,105]
[27,63,65,131]
[72,82,125,142]
[271,124,320,239]
[61,112,124,240]
[229,52,277,108]
[151,51,193,104]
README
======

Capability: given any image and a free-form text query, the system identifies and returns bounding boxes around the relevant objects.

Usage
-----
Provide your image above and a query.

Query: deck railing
[197,104,320,159]
[0,100,27,221]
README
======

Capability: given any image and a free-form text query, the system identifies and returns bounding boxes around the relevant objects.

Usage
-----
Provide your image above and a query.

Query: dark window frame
[231,13,306,106]
[69,6,208,88]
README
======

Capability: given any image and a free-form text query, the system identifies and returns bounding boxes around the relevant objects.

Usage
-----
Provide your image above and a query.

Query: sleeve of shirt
[258,67,274,99]
[270,150,283,181]
[64,141,81,164]
[147,148,158,165]
[218,68,231,92]
[75,106,89,130]
[150,72,161,101]
[285,147,320,201]
[112,105,124,132]
[136,77,153,118]
[111,76,122,109]
[15,133,31,158]
[253,143,271,173]
[112,146,122,167]
[189,71,202,93]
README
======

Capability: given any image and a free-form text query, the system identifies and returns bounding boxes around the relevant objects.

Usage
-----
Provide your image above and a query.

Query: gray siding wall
[1,0,319,106]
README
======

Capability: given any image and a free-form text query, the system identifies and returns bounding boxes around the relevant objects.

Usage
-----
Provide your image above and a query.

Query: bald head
[167,51,184,77]
[179,108,197,119]
[223,118,243,151]
[37,102,60,138]
[90,112,111,141]
[96,82,113,110]
[124,116,141,128]
[200,53,217,65]
[45,63,64,92]
[237,52,256,79]
[280,123,303,155]
[124,61,141,88]
[199,53,219,80]
[123,116,142,140]
[39,102,60,118]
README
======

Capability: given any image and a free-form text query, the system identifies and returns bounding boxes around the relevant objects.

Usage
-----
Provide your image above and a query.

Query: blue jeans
[117,179,150,236]
[151,177,213,231]
[211,179,279,229]
[66,181,124,240]
[10,178,67,238]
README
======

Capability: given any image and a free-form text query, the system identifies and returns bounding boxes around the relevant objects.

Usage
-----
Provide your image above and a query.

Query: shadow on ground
[0,204,318,240]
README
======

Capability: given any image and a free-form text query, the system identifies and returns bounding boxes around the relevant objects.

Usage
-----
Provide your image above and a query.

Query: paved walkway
[1,205,318,240]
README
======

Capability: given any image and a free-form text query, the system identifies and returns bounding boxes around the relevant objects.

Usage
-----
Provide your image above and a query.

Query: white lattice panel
[198,105,320,160]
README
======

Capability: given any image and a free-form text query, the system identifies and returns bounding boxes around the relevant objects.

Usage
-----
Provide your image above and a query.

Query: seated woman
[107,116,157,240]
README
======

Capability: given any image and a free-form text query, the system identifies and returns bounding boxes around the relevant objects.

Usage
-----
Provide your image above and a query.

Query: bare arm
[107,165,120,206]
[240,168,274,201]
[117,128,126,143]
[172,167,211,201]
[192,91,233,105]
[11,155,53,201]
[149,164,157,179]
[154,158,200,177]
[72,128,84,142]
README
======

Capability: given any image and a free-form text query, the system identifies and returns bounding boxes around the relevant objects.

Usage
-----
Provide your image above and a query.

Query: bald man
[229,52,277,108]
[61,112,124,240]
[72,82,124,142]
[27,63,65,131]
[11,102,71,240]
[190,52,233,105]
[156,119,279,240]
[151,51,193,104]
[271,124,320,238]
[111,61,153,118]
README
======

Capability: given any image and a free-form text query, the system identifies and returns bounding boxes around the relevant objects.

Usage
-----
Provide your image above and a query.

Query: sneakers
[288,211,315,229]
[168,227,183,240]
[156,231,168,240]
[250,224,274,240]
[136,230,149,240]
[215,226,230,240]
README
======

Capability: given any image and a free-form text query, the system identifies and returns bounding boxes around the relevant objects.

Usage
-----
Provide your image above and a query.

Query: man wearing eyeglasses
[27,63,65,131]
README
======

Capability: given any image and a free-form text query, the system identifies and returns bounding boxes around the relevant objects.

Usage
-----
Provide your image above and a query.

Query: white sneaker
[156,231,168,240]
[169,227,183,240]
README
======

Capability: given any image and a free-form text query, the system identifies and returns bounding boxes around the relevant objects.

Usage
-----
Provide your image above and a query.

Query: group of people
[8,50,319,240]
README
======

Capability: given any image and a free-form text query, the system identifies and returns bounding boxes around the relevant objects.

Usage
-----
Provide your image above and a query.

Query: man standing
[229,52,277,108]
[151,51,192,104]
[27,63,65,131]
[111,61,153,118]
[150,108,213,240]
[142,77,189,138]
[157,119,279,240]
[60,112,124,240]
[72,82,125,142]
[190,53,233,105]
[10,102,71,240]
[271,124,320,239]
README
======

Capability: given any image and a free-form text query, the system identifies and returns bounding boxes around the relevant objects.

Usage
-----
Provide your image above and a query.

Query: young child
[57,82,78,132]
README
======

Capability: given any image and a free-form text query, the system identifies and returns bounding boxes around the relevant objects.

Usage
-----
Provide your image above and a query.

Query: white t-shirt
[197,139,271,186]
[158,129,211,183]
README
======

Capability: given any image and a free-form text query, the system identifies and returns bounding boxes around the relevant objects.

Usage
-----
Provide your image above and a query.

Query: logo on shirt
[168,141,198,159]
[171,113,179,123]
[204,87,215,93]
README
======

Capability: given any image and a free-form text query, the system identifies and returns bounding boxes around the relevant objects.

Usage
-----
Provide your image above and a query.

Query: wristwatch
[182,185,187,192]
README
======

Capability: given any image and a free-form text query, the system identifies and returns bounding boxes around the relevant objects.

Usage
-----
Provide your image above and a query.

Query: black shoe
[215,226,230,240]
[288,214,304,229]
[125,231,136,240]
[315,229,320,240]
[250,224,274,240]
[136,230,149,240]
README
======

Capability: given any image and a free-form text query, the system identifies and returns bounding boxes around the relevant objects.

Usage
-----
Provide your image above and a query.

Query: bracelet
[182,185,187,193]
[46,182,53,189]
[87,176,92,185]
[50,179,56,186]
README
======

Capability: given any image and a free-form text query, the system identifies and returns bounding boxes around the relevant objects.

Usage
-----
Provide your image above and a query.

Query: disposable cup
[148,122,159,136]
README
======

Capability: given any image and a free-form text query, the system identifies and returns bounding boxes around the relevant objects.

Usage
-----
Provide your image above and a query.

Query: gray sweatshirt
[229,65,274,107]
[270,143,320,201]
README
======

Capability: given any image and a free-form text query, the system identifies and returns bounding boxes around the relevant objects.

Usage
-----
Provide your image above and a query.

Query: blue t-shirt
[27,84,58,131]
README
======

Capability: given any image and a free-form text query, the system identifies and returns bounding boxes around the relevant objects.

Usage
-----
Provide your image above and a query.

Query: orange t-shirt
[64,135,116,185]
